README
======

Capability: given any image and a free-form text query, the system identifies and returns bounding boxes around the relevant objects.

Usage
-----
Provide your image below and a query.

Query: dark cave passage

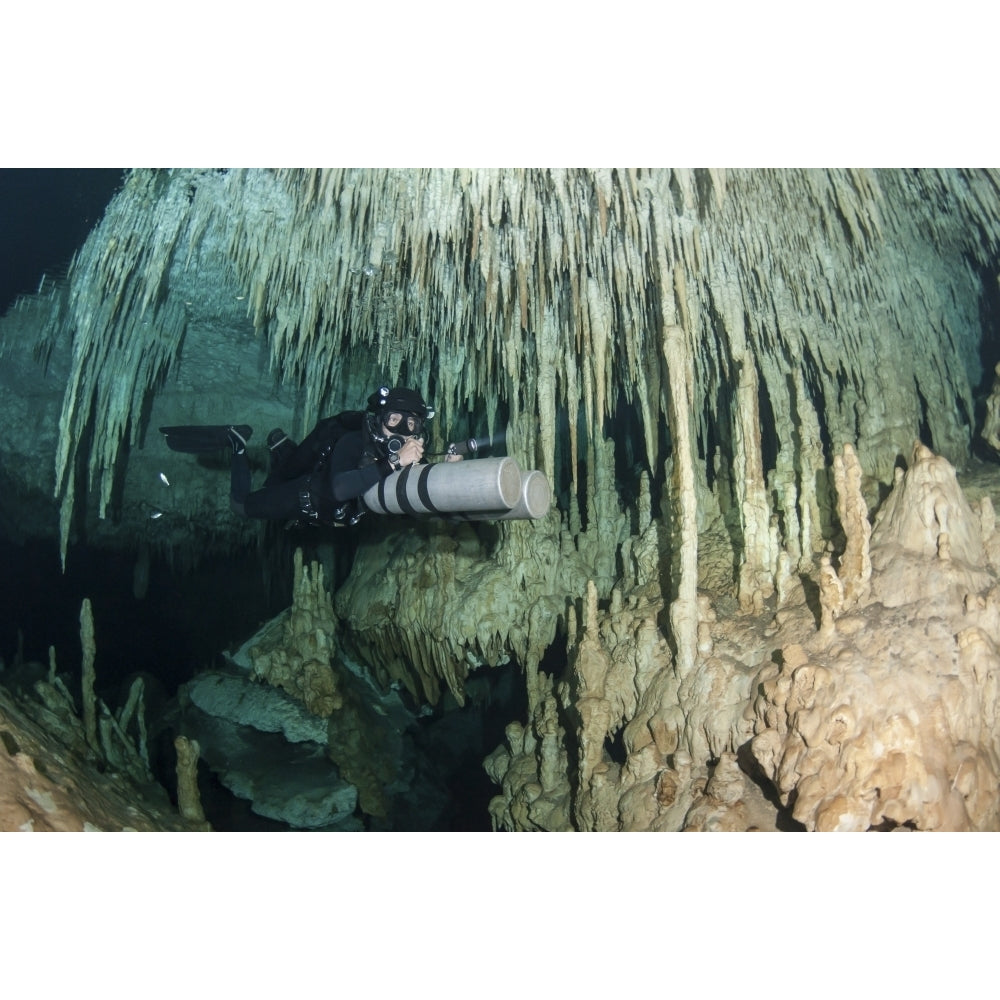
[0,537,287,699]
[0,168,125,315]
[0,536,525,832]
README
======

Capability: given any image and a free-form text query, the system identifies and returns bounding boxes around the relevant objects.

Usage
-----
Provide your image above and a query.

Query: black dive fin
[159,425,252,454]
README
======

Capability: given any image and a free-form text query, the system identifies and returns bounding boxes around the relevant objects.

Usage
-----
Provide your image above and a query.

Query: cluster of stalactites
[42,170,191,565]
[42,167,1000,572]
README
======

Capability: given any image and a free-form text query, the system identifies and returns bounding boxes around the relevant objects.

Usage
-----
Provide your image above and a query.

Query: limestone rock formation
[245,549,343,717]
[173,734,209,825]
[487,443,1000,832]
[178,597,459,829]
[176,678,363,830]
[0,596,189,832]
[0,678,202,832]
[749,444,1000,831]
[3,169,1000,832]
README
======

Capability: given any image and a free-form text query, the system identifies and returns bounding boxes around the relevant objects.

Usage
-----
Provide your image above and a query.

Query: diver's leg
[229,452,253,516]
[264,427,298,484]
[270,416,345,481]
[242,477,308,520]
[226,425,251,455]
[269,432,323,479]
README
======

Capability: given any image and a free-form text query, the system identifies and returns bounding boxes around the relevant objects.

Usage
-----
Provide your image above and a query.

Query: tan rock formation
[240,548,403,818]
[749,445,1000,831]
[247,549,342,717]
[833,442,872,611]
[681,752,777,832]
[487,443,1000,832]
[174,735,209,826]
[335,515,579,711]
[0,684,202,832]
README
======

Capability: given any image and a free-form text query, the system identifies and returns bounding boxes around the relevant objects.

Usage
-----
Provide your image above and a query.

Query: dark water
[0,168,125,313]
[0,535,524,832]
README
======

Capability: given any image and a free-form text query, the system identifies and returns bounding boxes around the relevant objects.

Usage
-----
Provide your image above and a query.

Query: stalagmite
[749,446,1000,831]
[818,553,845,634]
[247,549,342,717]
[79,599,98,753]
[574,581,614,791]
[868,442,990,606]
[662,323,698,677]
[832,443,872,610]
[0,682,209,831]
[734,352,775,612]
[117,675,150,773]
[174,735,208,825]
[790,366,828,565]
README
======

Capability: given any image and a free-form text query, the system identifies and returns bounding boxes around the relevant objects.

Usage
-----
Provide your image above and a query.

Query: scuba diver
[161,386,461,528]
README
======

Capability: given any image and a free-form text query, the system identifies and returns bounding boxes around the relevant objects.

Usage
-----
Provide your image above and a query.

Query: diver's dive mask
[382,412,425,457]
[383,410,425,437]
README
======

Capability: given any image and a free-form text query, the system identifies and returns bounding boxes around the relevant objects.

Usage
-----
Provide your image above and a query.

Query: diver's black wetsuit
[230,418,390,525]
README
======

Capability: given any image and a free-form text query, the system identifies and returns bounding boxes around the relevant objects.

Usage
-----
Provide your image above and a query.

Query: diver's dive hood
[366,386,435,421]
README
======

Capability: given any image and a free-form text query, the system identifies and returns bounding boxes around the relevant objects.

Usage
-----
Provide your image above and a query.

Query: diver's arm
[327,433,393,501]
[331,463,385,501]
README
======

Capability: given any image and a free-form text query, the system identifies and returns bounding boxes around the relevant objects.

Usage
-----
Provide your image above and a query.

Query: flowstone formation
[749,443,1000,831]
[3,168,1000,831]
[487,443,1000,831]
[333,514,579,708]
